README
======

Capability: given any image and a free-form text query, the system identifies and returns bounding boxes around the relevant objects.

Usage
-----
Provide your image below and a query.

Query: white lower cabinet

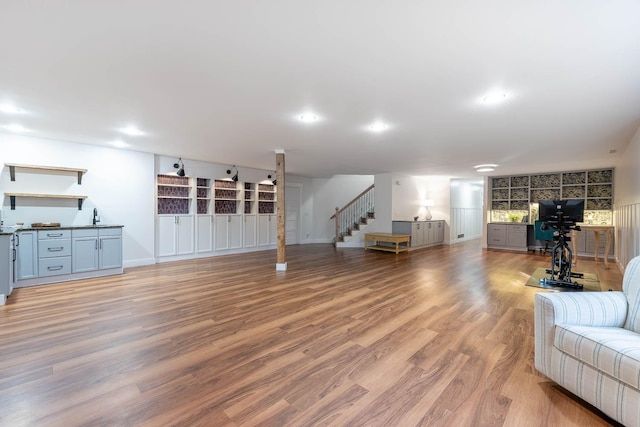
[16,230,38,280]
[72,228,123,273]
[196,215,213,253]
[244,214,257,248]
[215,215,242,250]
[392,220,445,248]
[257,214,277,246]
[157,215,194,257]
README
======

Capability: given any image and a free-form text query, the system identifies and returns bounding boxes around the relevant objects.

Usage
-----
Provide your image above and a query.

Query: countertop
[1,224,123,233]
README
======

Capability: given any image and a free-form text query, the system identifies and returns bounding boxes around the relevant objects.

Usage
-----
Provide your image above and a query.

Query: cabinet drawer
[38,230,71,240]
[38,239,72,258]
[39,257,71,277]
[487,225,506,236]
[72,229,98,238]
[99,228,122,237]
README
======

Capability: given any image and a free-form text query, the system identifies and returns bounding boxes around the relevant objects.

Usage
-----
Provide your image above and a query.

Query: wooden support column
[275,149,287,271]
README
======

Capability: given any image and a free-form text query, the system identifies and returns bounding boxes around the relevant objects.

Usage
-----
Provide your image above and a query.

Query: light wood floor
[0,241,624,426]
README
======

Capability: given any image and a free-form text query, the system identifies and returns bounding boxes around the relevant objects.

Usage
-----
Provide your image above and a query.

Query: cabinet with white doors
[244,214,257,248]
[15,230,38,280]
[196,215,213,253]
[72,228,123,273]
[257,214,277,246]
[392,220,445,249]
[215,214,242,251]
[157,215,194,257]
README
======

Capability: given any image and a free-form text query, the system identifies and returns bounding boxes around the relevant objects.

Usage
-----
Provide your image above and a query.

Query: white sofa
[535,255,640,426]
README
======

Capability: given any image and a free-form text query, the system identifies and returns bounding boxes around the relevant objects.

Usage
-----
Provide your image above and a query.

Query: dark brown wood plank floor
[0,241,624,426]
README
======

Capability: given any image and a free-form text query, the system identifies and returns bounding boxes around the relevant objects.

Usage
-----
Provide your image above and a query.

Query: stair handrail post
[334,207,340,245]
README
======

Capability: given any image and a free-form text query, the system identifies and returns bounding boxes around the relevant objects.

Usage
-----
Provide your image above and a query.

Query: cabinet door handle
[15,234,19,246]
[12,248,16,262]
[48,265,64,271]
[48,247,64,252]
[95,241,98,250]
[100,240,102,250]
[228,215,231,222]
[47,233,63,238]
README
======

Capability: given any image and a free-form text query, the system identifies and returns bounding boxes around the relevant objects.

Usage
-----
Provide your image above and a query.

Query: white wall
[450,179,484,243]
[614,124,640,268]
[391,174,452,243]
[0,133,156,267]
[310,174,375,243]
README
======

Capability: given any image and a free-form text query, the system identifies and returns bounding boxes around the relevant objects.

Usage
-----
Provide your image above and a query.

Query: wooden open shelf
[4,192,88,210]
[5,163,88,184]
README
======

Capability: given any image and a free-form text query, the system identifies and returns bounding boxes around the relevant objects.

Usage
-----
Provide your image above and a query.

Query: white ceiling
[1,1,639,178]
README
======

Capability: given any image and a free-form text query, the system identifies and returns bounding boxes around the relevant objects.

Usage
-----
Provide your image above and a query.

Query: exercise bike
[540,209,584,290]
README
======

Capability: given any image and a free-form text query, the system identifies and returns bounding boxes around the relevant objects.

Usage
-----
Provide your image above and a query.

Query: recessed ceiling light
[474,164,498,169]
[476,167,495,173]
[298,113,318,123]
[0,104,23,114]
[120,126,144,136]
[482,93,507,105]
[112,139,129,148]
[369,122,388,132]
[4,123,28,133]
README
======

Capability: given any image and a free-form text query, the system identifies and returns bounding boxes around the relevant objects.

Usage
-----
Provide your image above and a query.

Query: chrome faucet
[92,208,100,225]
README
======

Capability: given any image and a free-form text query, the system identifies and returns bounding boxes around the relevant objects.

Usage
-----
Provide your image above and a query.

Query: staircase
[331,184,375,246]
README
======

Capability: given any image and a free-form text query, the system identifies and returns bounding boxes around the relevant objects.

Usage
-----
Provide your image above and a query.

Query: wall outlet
[457,233,465,238]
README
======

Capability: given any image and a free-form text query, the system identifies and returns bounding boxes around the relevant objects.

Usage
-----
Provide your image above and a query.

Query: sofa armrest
[534,291,627,377]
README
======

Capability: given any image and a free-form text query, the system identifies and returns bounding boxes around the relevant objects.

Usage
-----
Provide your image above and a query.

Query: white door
[176,215,194,255]
[197,215,213,253]
[228,215,243,249]
[268,214,277,245]
[215,215,229,250]
[257,215,270,246]
[285,185,301,244]
[244,214,257,248]
[157,216,177,257]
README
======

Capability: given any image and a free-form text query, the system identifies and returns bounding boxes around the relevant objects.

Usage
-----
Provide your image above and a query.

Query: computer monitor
[538,199,585,223]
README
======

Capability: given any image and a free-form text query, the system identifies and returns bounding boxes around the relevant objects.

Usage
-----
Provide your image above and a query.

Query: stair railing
[330,184,375,244]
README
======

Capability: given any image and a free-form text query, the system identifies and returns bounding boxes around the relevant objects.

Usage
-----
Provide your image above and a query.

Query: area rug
[525,267,601,292]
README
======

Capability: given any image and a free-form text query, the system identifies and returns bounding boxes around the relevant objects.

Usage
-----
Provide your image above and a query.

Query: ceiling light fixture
[474,164,498,173]
[0,104,23,114]
[482,92,507,104]
[4,123,28,133]
[174,158,185,177]
[369,122,388,132]
[112,139,129,148]
[226,165,239,182]
[120,126,144,136]
[298,113,318,123]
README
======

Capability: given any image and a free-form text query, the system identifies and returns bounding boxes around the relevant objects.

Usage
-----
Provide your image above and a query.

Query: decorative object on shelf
[226,165,239,182]
[268,173,277,186]
[173,158,185,177]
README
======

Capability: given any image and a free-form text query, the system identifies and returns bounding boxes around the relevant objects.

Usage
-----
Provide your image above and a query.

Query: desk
[364,233,410,254]
[572,225,614,268]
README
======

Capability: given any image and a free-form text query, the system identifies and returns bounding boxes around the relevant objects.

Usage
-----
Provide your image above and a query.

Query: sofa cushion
[555,324,640,390]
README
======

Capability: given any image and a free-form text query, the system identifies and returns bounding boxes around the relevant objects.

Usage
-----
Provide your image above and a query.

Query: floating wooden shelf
[5,163,88,184]
[4,192,87,210]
